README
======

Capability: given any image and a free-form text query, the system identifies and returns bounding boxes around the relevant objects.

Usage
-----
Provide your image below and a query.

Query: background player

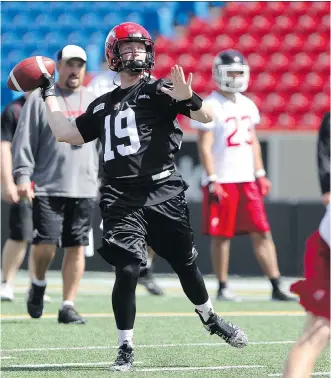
[282,112,330,377]
[12,45,99,324]
[0,91,53,302]
[191,50,294,301]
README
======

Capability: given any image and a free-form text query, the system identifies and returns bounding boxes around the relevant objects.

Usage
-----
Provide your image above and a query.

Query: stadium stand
[1,1,329,129]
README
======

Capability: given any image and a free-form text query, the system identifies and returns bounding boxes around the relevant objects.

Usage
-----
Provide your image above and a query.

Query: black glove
[40,73,56,101]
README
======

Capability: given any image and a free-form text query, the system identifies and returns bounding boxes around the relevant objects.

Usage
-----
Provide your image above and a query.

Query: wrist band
[207,174,217,182]
[255,169,266,178]
[180,92,203,111]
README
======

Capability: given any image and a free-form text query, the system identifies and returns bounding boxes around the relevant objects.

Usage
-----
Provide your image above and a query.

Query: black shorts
[9,200,33,242]
[98,192,198,268]
[32,196,96,248]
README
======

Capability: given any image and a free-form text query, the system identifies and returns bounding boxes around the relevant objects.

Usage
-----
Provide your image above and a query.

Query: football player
[191,50,294,301]
[282,112,330,378]
[39,23,248,371]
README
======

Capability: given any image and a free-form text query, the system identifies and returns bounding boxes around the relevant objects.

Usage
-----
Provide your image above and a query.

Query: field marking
[1,356,16,359]
[7,362,263,372]
[137,365,265,372]
[8,361,143,368]
[269,373,330,377]
[1,310,304,321]
[2,340,296,353]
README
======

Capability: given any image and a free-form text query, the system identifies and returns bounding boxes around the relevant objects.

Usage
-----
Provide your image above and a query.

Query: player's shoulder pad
[88,93,109,115]
[143,77,174,96]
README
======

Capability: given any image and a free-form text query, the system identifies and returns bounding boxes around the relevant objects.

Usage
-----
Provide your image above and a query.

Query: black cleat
[58,305,87,324]
[196,309,248,348]
[272,289,297,301]
[138,276,164,296]
[27,283,46,319]
[110,342,134,371]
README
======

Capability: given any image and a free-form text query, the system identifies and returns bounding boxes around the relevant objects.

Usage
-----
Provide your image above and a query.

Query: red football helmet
[105,22,155,73]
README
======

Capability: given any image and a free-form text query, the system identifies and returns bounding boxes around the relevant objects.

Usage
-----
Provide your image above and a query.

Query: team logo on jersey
[138,94,150,100]
[93,103,105,113]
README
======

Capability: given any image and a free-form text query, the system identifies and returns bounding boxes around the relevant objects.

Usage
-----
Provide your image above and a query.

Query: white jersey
[319,203,330,247]
[87,71,120,97]
[191,91,260,184]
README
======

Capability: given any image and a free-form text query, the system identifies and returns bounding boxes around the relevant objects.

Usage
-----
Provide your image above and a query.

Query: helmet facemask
[107,39,154,73]
[213,64,250,93]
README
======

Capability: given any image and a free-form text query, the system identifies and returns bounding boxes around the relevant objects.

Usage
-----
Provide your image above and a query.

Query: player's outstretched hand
[160,65,193,101]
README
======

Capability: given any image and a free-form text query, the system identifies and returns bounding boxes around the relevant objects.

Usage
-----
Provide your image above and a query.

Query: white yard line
[137,365,264,372]
[7,362,263,372]
[1,310,304,321]
[9,361,143,368]
[0,356,16,359]
[2,340,296,353]
[268,373,330,377]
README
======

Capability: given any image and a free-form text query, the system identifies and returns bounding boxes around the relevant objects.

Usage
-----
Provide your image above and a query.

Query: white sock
[62,300,74,309]
[118,329,134,347]
[32,278,47,287]
[195,298,214,322]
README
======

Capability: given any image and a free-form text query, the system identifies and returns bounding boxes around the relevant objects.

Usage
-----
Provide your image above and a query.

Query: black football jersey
[1,96,26,142]
[76,77,191,186]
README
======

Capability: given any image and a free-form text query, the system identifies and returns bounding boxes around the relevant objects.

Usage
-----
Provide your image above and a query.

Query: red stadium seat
[259,114,278,129]
[287,2,310,15]
[311,93,330,113]
[198,53,214,74]
[168,36,191,55]
[245,92,263,109]
[153,53,175,78]
[286,93,312,113]
[222,2,243,18]
[191,73,207,93]
[318,14,330,33]
[240,2,266,16]
[247,53,267,73]
[305,33,329,53]
[254,72,279,92]
[236,34,259,54]
[270,15,296,35]
[312,52,330,73]
[301,72,325,93]
[261,93,287,113]
[154,35,172,54]
[250,15,273,34]
[300,113,322,130]
[296,14,318,34]
[191,35,213,55]
[177,54,197,73]
[308,1,330,16]
[259,34,282,53]
[211,35,236,54]
[264,2,287,16]
[276,113,301,129]
[276,72,302,92]
[223,15,249,36]
[288,52,313,73]
[187,16,209,38]
[265,52,289,72]
[282,33,304,53]
[204,17,226,38]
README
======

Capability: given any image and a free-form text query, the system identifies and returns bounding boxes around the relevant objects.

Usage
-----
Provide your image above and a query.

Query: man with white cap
[12,45,99,324]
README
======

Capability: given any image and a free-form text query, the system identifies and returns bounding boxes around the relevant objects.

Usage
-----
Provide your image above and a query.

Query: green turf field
[1,273,330,377]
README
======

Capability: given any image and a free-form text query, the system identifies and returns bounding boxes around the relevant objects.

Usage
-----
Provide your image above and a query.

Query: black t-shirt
[76,77,193,206]
[1,96,26,142]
